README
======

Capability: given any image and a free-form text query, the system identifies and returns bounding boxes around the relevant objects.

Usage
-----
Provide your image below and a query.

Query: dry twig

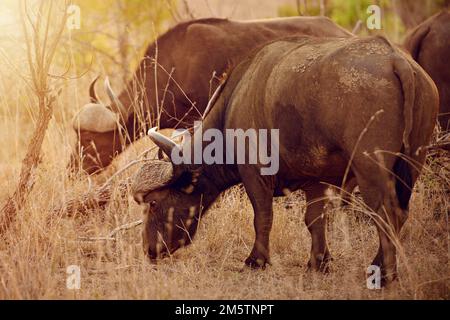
[77,219,143,242]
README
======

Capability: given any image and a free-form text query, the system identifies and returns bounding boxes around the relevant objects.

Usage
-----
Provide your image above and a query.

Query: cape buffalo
[70,17,352,174]
[131,36,438,285]
[404,10,450,132]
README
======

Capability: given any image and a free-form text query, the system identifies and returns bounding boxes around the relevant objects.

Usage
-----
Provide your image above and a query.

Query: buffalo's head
[69,77,128,175]
[131,128,217,260]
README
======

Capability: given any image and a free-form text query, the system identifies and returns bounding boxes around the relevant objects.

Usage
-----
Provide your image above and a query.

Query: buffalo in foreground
[131,36,438,285]
[70,17,352,174]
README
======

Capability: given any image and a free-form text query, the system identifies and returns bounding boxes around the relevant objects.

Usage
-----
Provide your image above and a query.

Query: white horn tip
[104,76,111,89]
[148,127,158,136]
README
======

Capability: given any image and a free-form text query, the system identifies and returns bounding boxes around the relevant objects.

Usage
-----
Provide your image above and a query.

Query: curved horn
[148,127,179,160]
[89,76,100,103]
[202,80,226,119]
[104,77,128,120]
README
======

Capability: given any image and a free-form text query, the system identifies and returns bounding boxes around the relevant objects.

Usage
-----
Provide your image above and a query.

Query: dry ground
[0,114,448,299]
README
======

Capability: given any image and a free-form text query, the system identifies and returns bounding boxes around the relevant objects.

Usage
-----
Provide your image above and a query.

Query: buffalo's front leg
[239,166,275,269]
[245,206,273,269]
[304,183,332,272]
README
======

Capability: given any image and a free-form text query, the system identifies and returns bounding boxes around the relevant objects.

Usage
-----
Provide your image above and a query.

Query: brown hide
[132,36,438,285]
[71,17,352,174]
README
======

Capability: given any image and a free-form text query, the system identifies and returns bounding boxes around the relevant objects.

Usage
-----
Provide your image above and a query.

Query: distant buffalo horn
[104,77,128,120]
[89,76,100,103]
[202,80,226,119]
[148,127,180,160]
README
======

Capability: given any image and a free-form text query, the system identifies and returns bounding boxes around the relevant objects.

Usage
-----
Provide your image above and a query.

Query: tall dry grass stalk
[0,0,67,235]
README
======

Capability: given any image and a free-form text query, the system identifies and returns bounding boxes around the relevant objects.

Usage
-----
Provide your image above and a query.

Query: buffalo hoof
[245,254,270,269]
[307,253,332,273]
[369,257,397,287]
[367,266,396,288]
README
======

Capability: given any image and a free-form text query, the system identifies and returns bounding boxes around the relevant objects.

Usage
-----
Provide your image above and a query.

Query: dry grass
[0,110,448,299]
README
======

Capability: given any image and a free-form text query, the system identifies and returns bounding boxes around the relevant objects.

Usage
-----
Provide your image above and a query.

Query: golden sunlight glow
[0,1,22,38]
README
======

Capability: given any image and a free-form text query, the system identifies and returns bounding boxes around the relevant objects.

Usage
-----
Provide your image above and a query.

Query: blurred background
[0,0,448,125]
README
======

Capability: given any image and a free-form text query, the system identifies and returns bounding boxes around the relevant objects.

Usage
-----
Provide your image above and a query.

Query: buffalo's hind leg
[354,168,407,286]
[304,183,332,273]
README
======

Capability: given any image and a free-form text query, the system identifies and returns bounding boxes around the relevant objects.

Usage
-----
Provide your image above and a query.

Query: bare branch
[77,219,143,242]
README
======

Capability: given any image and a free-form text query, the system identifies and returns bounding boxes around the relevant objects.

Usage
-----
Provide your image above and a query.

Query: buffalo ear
[172,168,202,194]
[190,168,202,185]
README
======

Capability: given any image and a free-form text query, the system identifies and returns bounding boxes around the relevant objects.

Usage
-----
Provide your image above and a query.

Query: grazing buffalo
[70,17,352,174]
[404,10,450,131]
[131,36,438,285]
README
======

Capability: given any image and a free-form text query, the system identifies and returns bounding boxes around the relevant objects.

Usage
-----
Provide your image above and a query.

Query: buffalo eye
[150,200,157,208]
